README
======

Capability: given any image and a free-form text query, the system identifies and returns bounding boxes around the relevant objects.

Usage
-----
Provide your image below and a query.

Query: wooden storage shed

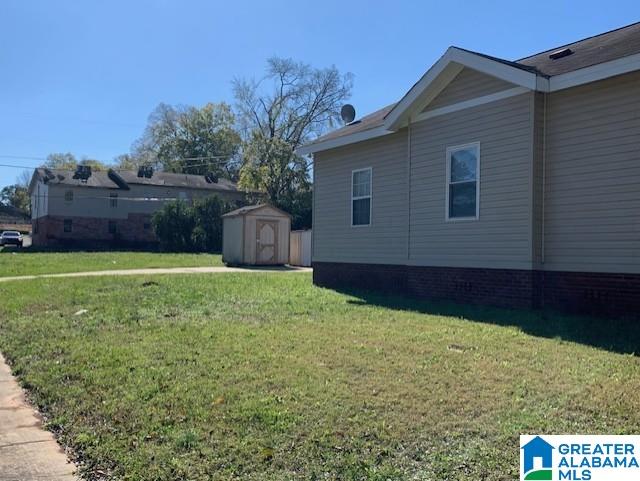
[222,204,291,266]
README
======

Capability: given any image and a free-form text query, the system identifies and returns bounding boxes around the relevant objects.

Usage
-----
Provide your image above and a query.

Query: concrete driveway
[0,265,311,283]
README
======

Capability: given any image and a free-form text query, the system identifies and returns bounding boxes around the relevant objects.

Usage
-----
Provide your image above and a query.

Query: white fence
[289,230,312,267]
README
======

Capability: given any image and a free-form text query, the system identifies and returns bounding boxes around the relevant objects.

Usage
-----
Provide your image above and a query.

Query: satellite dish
[341,104,356,124]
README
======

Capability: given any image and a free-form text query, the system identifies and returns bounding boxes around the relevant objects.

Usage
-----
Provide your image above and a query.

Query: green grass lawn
[0,273,638,480]
[0,250,222,277]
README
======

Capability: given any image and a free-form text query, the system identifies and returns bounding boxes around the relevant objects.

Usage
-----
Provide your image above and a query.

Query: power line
[28,194,204,202]
[0,157,238,172]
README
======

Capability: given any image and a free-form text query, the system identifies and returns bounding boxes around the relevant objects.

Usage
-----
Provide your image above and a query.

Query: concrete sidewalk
[0,354,77,481]
[0,265,311,283]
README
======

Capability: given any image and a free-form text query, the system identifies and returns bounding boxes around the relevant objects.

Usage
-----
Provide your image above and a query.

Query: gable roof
[299,21,640,155]
[30,168,240,193]
[311,103,396,144]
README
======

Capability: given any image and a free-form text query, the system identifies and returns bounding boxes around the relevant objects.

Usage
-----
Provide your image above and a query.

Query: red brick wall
[407,265,536,310]
[313,261,640,319]
[313,262,407,294]
[541,270,640,319]
[32,214,156,247]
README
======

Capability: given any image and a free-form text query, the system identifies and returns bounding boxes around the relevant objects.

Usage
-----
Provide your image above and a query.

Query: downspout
[407,117,412,262]
[311,153,315,268]
[541,92,547,265]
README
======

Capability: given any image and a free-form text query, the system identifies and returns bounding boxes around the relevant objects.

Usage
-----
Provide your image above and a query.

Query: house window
[351,167,372,226]
[446,143,480,220]
[108,221,117,234]
[64,190,73,202]
[143,222,151,230]
[63,219,72,233]
[109,193,118,208]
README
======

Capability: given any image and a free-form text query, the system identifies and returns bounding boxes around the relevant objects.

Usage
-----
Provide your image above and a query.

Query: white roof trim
[383,47,539,130]
[297,125,393,155]
[298,48,640,155]
[548,52,640,91]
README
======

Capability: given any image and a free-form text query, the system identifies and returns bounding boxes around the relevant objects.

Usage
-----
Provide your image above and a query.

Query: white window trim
[351,167,372,227]
[445,142,480,222]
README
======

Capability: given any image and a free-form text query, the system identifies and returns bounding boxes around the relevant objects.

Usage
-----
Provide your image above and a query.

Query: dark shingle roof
[518,21,640,76]
[35,168,239,192]
[304,22,640,149]
[311,103,396,144]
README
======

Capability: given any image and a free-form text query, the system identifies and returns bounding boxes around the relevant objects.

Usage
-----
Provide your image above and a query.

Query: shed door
[256,220,278,264]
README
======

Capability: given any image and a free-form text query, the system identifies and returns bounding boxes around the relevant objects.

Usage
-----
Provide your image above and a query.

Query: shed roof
[222,204,291,218]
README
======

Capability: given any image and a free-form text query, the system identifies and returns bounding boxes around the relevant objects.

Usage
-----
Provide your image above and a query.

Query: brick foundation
[32,214,156,248]
[313,262,640,319]
[313,262,407,295]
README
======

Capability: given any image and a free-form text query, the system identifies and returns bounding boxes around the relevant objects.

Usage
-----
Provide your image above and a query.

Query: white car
[0,231,23,247]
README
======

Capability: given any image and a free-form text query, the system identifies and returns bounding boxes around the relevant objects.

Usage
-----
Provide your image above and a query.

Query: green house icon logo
[521,436,554,480]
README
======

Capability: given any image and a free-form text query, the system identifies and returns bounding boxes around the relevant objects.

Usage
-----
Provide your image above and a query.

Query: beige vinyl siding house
[543,71,640,274]
[302,22,640,318]
[409,89,534,270]
[314,131,408,265]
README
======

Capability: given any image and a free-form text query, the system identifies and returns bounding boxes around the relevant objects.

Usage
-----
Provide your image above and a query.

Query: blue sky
[1,0,638,188]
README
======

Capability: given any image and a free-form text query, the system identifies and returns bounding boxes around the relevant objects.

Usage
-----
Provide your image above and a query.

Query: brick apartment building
[29,168,248,247]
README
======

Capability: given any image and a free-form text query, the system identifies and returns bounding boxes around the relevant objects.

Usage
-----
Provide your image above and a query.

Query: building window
[446,142,480,220]
[64,190,73,202]
[351,167,372,227]
[63,219,72,233]
[108,221,117,234]
[109,193,118,208]
[179,191,188,201]
[143,222,151,230]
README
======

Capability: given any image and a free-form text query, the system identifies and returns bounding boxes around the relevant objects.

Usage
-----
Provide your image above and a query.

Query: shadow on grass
[334,286,640,356]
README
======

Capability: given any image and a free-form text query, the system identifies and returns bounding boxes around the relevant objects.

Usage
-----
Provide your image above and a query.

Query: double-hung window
[446,143,480,220]
[351,168,372,227]
[64,190,74,202]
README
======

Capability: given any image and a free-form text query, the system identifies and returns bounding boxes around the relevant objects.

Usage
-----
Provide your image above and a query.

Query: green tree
[151,200,195,252]
[191,196,233,252]
[151,196,233,252]
[132,103,241,178]
[0,184,30,214]
[233,57,352,228]
[45,153,108,171]
[113,154,139,170]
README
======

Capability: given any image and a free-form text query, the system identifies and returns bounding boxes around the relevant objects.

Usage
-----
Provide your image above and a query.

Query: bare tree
[233,57,352,227]
[16,169,32,188]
